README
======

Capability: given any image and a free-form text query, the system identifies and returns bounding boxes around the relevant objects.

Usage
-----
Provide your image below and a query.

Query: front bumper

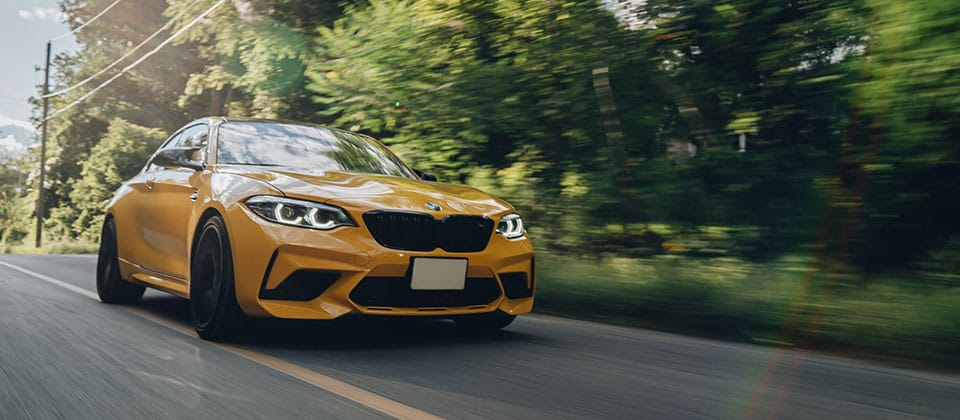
[225,203,535,320]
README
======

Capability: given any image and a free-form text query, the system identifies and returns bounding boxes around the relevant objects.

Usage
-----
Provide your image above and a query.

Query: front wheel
[454,310,516,332]
[190,215,245,341]
[96,218,145,304]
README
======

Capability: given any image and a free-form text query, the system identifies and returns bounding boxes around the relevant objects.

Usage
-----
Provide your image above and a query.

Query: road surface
[0,254,957,419]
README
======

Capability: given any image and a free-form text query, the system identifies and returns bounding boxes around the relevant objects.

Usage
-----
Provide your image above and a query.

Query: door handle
[189,188,199,202]
[145,178,155,190]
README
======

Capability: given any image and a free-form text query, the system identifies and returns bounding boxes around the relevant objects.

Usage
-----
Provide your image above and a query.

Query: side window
[145,131,184,173]
[177,124,210,163]
[144,124,209,173]
[178,125,209,149]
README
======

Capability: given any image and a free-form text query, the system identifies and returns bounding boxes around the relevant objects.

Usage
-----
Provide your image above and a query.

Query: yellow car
[96,117,535,339]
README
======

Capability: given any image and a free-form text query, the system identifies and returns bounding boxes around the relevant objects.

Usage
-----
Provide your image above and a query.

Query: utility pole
[35,41,51,248]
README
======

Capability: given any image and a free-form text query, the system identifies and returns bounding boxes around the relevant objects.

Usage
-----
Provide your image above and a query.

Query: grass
[535,251,960,369]
[1,240,99,255]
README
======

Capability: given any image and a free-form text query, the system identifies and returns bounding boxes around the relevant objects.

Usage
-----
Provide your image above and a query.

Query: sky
[0,0,78,128]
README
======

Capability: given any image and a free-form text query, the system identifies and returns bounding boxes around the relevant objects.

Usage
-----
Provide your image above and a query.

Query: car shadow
[136,293,537,351]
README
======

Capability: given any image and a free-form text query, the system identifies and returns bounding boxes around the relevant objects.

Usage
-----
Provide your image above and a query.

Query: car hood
[219,166,514,216]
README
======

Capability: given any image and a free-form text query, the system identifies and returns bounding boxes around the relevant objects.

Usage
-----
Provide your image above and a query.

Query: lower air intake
[499,272,533,299]
[349,276,501,308]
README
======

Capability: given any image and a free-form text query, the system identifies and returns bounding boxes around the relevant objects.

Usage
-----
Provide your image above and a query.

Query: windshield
[216,122,416,178]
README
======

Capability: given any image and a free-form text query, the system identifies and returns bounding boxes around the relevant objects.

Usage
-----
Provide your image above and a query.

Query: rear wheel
[190,215,245,340]
[455,310,516,332]
[96,218,145,304]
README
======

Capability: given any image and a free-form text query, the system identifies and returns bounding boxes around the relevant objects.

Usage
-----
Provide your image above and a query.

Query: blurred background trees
[2,0,958,285]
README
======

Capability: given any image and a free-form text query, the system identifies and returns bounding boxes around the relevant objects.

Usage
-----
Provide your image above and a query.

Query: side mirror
[414,169,437,182]
[152,147,204,171]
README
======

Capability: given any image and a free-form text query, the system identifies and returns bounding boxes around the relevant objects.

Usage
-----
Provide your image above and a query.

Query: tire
[190,215,245,341]
[454,310,516,332]
[96,218,145,304]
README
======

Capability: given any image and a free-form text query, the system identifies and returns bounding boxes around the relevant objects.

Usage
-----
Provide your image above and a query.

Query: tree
[169,0,349,121]
[847,0,960,267]
[307,0,661,245]
[59,119,166,241]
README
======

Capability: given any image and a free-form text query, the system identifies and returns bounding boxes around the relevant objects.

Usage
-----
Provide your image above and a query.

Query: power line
[44,0,227,122]
[50,0,123,41]
[36,0,124,248]
[43,0,204,99]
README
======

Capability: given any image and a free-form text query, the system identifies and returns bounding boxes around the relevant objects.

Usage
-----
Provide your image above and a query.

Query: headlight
[497,213,525,239]
[245,196,356,230]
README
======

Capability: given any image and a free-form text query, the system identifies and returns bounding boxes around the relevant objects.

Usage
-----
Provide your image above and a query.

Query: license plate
[410,258,467,290]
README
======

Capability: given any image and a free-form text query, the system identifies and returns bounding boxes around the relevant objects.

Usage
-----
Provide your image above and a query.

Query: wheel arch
[188,205,243,305]
[101,211,128,270]
[190,207,226,267]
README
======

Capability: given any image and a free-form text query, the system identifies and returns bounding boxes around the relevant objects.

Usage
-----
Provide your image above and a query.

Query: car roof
[189,116,357,133]
[188,117,381,143]
[192,116,323,126]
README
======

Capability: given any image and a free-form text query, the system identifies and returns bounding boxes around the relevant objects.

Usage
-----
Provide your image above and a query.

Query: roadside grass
[535,252,960,369]
[1,240,99,255]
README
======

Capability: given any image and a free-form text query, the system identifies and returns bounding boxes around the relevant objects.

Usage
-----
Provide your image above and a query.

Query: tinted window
[177,124,209,154]
[160,131,183,150]
[217,122,416,178]
[145,130,186,173]
[144,124,209,173]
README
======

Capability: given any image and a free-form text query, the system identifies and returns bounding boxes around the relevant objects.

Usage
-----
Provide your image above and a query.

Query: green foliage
[307,0,667,248]
[6,0,955,270]
[309,1,626,164]
[58,119,166,241]
[536,252,960,367]
[0,158,33,246]
[170,0,345,120]
[847,0,960,267]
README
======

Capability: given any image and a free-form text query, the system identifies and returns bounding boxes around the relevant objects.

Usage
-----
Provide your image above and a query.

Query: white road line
[0,261,100,300]
[0,260,443,420]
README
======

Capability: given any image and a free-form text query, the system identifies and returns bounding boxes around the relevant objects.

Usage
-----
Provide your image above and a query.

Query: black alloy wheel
[96,218,146,304]
[190,215,245,340]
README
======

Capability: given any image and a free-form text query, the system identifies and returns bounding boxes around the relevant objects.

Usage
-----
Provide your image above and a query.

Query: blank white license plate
[410,258,467,290]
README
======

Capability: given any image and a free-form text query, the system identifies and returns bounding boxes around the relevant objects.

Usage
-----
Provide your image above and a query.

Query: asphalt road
[0,254,957,420]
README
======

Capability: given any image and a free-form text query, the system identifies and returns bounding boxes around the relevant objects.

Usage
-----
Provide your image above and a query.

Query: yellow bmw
[96,117,535,340]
